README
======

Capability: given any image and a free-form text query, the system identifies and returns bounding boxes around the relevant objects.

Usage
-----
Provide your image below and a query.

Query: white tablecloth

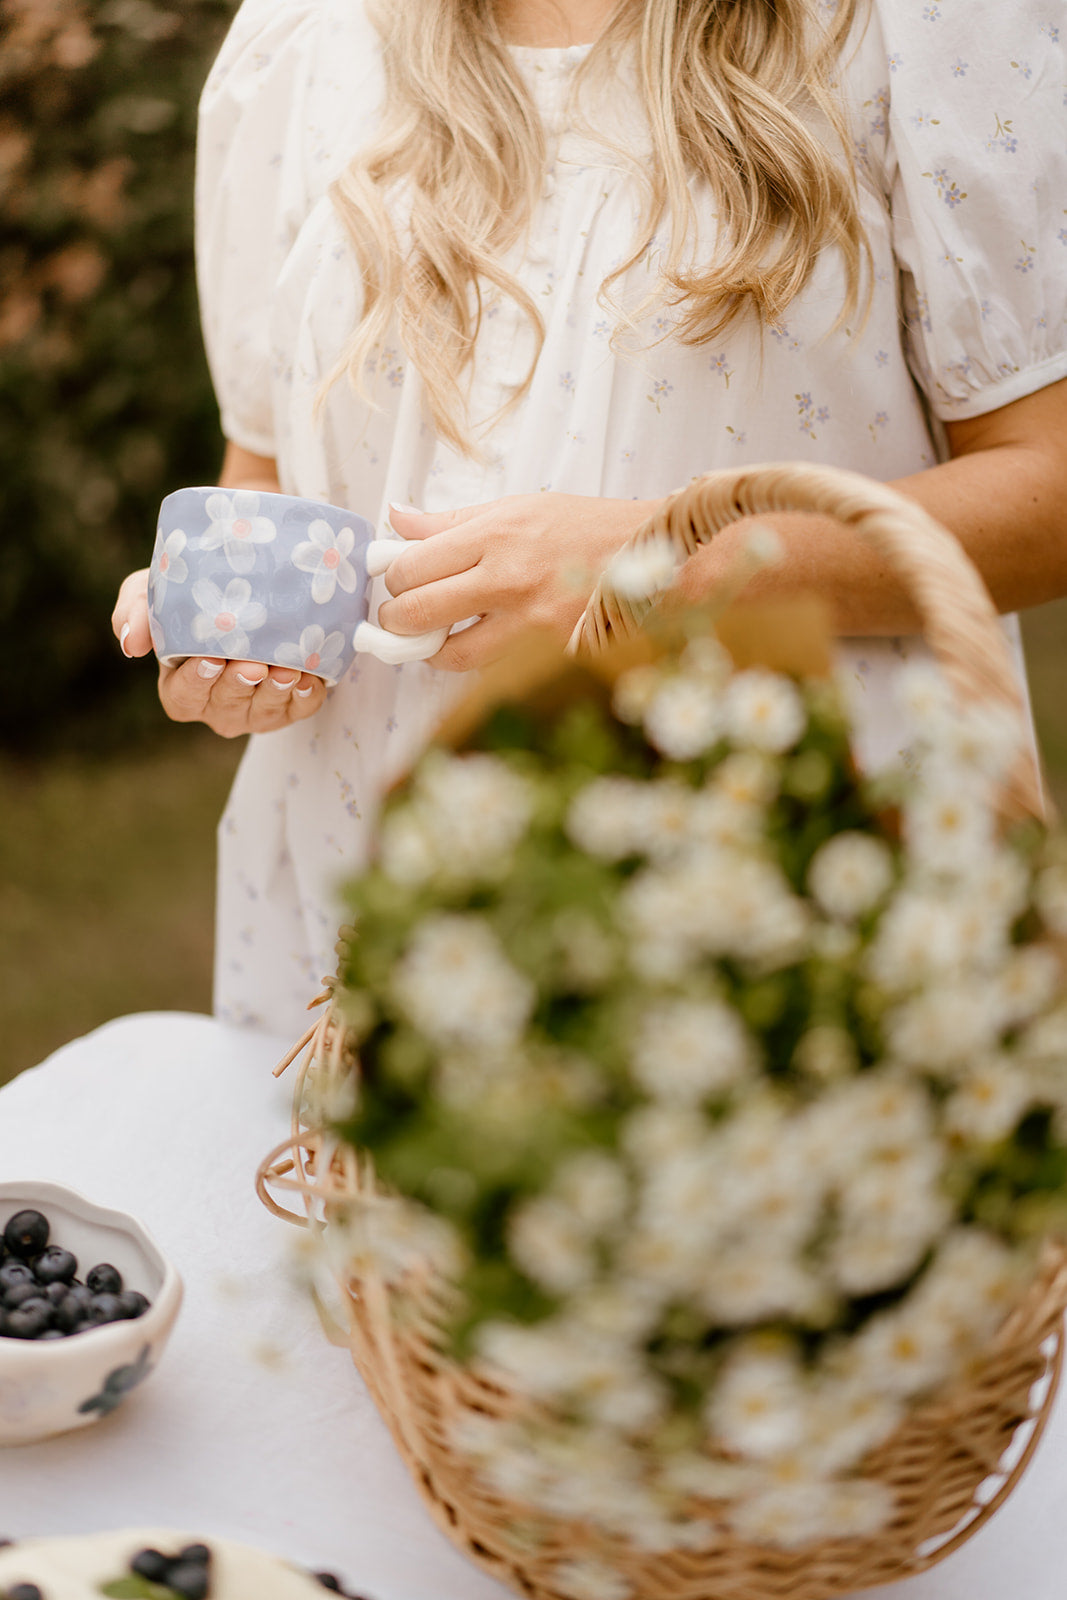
[1,1012,1064,1598]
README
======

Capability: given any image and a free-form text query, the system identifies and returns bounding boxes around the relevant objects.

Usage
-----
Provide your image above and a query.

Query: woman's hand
[379,493,660,671]
[111,567,327,738]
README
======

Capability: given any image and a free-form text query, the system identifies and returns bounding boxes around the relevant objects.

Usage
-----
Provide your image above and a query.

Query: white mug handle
[352,538,449,664]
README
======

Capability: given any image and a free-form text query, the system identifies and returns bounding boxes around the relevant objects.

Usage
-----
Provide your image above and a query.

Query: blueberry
[7,1584,45,1600]
[43,1282,69,1306]
[86,1293,126,1326]
[0,1261,35,1293]
[5,1303,52,1339]
[131,1547,172,1581]
[314,1576,343,1591]
[39,1327,66,1339]
[177,1544,211,1567]
[166,1560,209,1599]
[3,1210,49,1259]
[86,1264,122,1296]
[4,1280,44,1311]
[118,1290,150,1320]
[34,1246,77,1286]
[53,1294,85,1334]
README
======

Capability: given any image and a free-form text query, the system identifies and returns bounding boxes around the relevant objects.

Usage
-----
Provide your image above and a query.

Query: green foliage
[0,0,237,751]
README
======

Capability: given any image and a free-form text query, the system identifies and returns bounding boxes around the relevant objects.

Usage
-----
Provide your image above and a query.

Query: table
[1,1012,1065,1599]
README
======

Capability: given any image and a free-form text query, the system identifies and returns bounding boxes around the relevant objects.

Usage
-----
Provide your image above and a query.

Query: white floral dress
[195,0,1067,1037]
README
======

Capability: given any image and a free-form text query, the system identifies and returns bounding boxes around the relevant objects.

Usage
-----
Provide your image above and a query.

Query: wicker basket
[258,461,1067,1600]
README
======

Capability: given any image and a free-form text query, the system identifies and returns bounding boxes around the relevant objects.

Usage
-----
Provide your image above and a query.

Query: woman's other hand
[379,493,660,671]
[111,567,327,737]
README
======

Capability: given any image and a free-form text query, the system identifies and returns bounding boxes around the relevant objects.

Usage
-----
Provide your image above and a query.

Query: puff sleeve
[194,0,380,456]
[876,1,1067,420]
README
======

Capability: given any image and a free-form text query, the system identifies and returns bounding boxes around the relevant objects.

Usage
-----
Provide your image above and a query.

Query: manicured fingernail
[295,686,314,698]
[119,622,132,658]
[389,502,423,515]
[236,672,265,687]
[271,675,298,690]
[197,659,224,680]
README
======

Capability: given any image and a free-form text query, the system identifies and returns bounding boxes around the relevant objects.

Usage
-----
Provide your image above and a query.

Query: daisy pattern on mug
[189,577,267,658]
[199,489,277,574]
[292,519,361,603]
[152,527,188,601]
[275,623,346,683]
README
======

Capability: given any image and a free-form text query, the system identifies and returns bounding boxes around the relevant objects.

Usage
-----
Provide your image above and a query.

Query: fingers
[387,502,482,541]
[159,658,327,736]
[377,569,489,636]
[428,615,521,674]
[382,523,484,598]
[111,569,154,659]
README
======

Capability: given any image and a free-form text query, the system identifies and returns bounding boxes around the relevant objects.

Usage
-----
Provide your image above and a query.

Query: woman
[113,0,1067,1038]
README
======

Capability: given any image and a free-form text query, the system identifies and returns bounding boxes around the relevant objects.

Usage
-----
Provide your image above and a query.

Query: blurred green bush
[0,0,236,752]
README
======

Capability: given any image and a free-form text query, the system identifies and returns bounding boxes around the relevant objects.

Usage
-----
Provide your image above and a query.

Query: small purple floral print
[796,392,821,439]
[710,352,733,386]
[868,411,889,442]
[987,115,1018,155]
[1015,242,1036,273]
[888,53,903,71]
[923,167,967,206]
[875,349,889,367]
[950,57,968,77]
[980,299,993,320]
[1040,23,1059,41]
[559,371,576,395]
[647,378,674,411]
[922,4,941,19]
[1058,228,1067,246]
[1011,59,1033,80]
[909,109,939,131]
[725,426,747,445]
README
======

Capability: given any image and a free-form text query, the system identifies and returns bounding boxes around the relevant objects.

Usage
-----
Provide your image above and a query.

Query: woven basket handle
[571,461,1043,819]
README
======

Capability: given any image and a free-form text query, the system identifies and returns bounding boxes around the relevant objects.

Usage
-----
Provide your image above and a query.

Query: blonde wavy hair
[330,0,868,454]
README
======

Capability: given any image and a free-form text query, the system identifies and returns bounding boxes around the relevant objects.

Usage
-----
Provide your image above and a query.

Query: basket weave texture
[259,462,1067,1600]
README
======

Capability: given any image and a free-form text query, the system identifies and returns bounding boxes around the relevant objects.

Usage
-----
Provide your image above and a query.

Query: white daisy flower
[392,914,534,1049]
[944,1056,1032,1143]
[292,518,361,603]
[378,812,437,887]
[508,1196,596,1294]
[188,576,267,658]
[802,1379,903,1475]
[885,982,1001,1070]
[903,783,996,875]
[566,776,649,860]
[554,1152,630,1233]
[708,1344,808,1461]
[611,664,661,725]
[992,945,1062,1028]
[415,751,535,877]
[807,832,894,920]
[199,488,277,574]
[729,1481,885,1549]
[643,674,723,760]
[630,997,756,1103]
[700,1245,822,1326]
[894,660,955,738]
[723,669,807,753]
[606,531,679,599]
[848,1304,955,1399]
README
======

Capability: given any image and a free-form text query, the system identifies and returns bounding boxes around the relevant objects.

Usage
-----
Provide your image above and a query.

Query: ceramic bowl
[147,486,380,685]
[0,1181,183,1446]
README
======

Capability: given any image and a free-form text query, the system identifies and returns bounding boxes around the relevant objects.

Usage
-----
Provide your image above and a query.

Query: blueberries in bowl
[0,1211,151,1342]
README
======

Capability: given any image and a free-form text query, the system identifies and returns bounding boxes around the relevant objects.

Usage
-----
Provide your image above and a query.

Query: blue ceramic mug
[148,487,446,682]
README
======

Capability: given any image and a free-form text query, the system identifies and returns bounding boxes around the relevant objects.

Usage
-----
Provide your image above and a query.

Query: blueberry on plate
[177,1544,211,1567]
[86,1264,123,1296]
[7,1583,45,1600]
[2,1209,49,1259]
[165,1560,210,1599]
[131,1547,171,1581]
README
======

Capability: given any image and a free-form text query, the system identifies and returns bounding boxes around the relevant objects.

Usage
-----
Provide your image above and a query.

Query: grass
[0,726,241,1085]
[0,599,1064,1088]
